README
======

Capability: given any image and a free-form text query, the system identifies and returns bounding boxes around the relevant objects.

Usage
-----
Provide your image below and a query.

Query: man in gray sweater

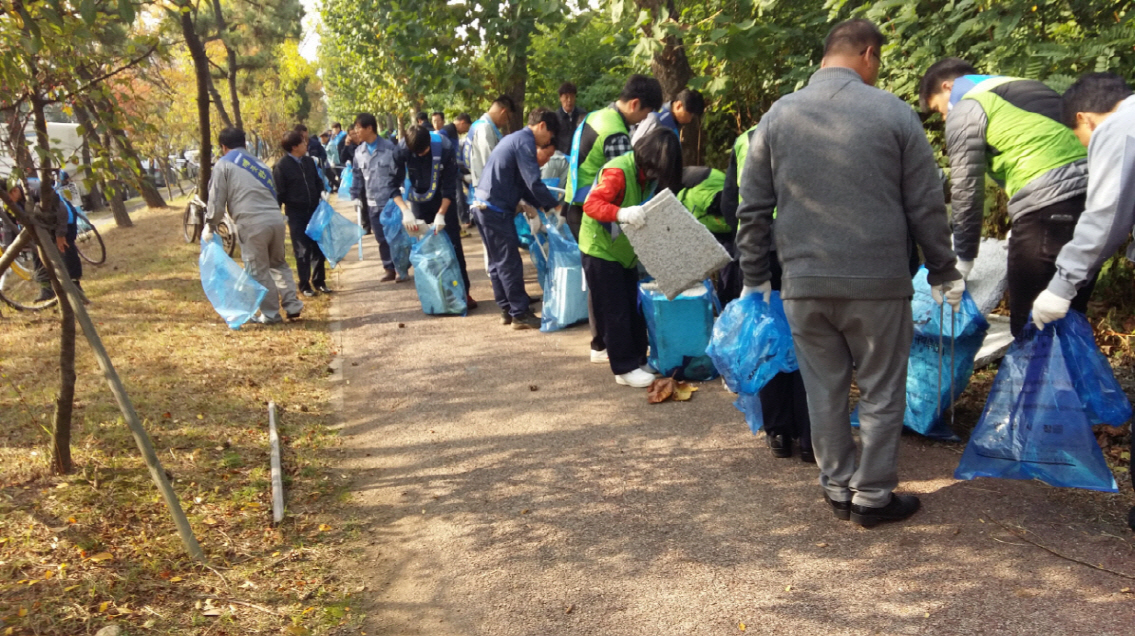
[735,19,964,527]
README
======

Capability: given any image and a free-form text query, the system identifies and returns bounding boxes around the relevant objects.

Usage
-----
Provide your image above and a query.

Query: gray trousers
[238,219,303,320]
[783,298,912,508]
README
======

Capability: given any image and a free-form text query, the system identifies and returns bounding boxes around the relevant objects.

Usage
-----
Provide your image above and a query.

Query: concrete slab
[975,314,1014,368]
[968,237,1009,315]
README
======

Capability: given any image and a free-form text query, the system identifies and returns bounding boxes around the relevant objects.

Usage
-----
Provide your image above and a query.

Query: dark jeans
[286,212,326,291]
[34,222,81,284]
[760,371,812,449]
[473,205,528,316]
[366,201,395,272]
[581,254,648,375]
[413,198,471,293]
[713,233,742,306]
[1007,194,1095,337]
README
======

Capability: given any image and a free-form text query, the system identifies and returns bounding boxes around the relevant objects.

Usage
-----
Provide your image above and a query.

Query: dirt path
[326,199,1134,636]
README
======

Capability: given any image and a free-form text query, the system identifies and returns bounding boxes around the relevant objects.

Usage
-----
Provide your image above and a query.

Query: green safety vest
[678,169,730,234]
[567,107,630,204]
[962,77,1087,197]
[579,153,644,268]
[732,125,758,189]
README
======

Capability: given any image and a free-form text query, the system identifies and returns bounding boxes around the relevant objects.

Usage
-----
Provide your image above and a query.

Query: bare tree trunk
[181,9,214,201]
[72,105,104,211]
[2,107,36,173]
[99,131,132,226]
[206,73,233,129]
[46,245,76,474]
[210,0,244,129]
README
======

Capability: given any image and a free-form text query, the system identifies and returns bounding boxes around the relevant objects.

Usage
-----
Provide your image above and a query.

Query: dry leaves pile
[647,377,699,404]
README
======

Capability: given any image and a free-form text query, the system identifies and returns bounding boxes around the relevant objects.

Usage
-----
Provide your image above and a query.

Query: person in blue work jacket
[352,113,406,282]
[390,125,477,309]
[473,108,562,330]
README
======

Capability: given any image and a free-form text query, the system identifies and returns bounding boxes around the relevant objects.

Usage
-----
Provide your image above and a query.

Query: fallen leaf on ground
[673,382,698,401]
[87,552,113,562]
[647,377,677,403]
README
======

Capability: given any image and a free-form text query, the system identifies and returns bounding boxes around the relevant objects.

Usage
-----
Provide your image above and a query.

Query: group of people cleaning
[201,16,1135,529]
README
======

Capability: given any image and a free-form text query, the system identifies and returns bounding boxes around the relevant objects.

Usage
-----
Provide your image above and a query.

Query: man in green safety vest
[920,58,1092,337]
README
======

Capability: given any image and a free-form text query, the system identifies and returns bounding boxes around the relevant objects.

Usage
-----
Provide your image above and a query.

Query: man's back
[739,67,953,300]
[208,152,283,227]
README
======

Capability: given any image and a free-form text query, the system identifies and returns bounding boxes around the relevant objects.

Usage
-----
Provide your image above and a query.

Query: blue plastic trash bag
[1057,311,1132,426]
[409,231,467,316]
[540,217,589,332]
[639,281,720,381]
[954,312,1124,492]
[337,162,354,201]
[851,268,989,439]
[733,392,764,434]
[705,291,797,394]
[378,200,411,279]
[306,200,364,268]
[199,234,267,330]
[528,212,550,292]
[515,213,535,250]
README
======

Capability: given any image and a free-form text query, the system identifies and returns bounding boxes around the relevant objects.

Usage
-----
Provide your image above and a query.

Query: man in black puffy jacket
[273,131,330,296]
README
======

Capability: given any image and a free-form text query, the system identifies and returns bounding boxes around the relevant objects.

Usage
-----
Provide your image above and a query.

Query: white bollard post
[268,401,284,525]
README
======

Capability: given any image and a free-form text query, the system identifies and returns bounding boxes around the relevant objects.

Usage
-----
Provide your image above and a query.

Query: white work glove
[401,208,421,235]
[616,205,647,228]
[740,282,772,303]
[931,278,965,312]
[545,208,564,230]
[528,212,543,235]
[432,213,446,235]
[201,224,214,243]
[956,259,973,280]
[1031,289,1071,330]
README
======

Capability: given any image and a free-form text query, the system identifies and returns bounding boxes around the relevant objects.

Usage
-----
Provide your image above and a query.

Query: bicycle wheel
[0,251,57,311]
[183,201,202,243]
[74,213,106,265]
[217,221,237,256]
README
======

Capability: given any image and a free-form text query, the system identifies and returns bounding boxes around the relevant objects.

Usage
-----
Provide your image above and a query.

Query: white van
[0,122,90,196]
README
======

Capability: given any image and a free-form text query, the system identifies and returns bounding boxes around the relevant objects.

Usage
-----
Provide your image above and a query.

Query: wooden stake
[32,224,205,562]
[268,401,284,525]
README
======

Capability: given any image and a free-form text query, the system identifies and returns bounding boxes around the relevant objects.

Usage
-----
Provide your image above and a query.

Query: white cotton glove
[956,259,973,280]
[1031,289,1071,330]
[931,278,965,312]
[740,282,772,303]
[616,205,647,228]
[401,208,421,234]
[432,214,446,235]
[201,224,214,243]
[527,212,543,235]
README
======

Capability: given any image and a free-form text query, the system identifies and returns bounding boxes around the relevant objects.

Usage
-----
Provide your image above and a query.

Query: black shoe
[35,287,56,302]
[824,492,851,521]
[301,289,316,297]
[316,285,333,294]
[799,447,816,464]
[850,494,921,528]
[528,294,543,304]
[380,269,397,282]
[286,311,302,320]
[767,434,792,458]
[511,311,541,330]
[500,310,512,326]
[466,295,478,310]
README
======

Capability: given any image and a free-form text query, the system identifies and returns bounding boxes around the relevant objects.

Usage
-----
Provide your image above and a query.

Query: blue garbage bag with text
[306,200,364,268]
[954,311,1125,492]
[705,291,797,395]
[199,234,267,330]
[540,217,589,332]
[337,162,354,200]
[378,200,411,279]
[515,213,535,250]
[851,268,989,439]
[409,231,467,316]
[639,281,720,381]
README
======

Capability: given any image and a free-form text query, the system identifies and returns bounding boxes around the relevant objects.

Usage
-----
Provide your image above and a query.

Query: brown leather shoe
[380,269,396,282]
[466,295,478,310]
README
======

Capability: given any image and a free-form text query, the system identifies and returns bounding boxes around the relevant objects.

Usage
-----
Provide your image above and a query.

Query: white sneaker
[615,368,656,388]
[640,363,658,375]
[590,349,609,364]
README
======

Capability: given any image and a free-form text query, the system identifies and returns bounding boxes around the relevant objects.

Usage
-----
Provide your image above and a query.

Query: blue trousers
[366,202,394,271]
[473,205,528,317]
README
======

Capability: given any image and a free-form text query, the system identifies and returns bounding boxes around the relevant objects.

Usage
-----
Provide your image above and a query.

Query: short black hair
[455,113,472,124]
[331,122,342,130]
[528,107,560,144]
[281,131,305,153]
[674,88,705,116]
[293,123,309,133]
[415,111,429,123]
[1062,72,1133,128]
[431,111,444,119]
[218,127,246,149]
[558,81,577,96]
[354,113,377,133]
[619,74,664,111]
[492,95,517,113]
[634,128,682,195]
[823,18,886,58]
[919,58,978,112]
[405,125,432,155]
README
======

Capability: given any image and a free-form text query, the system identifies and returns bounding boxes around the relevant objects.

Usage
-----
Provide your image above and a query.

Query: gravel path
[327,199,1134,636]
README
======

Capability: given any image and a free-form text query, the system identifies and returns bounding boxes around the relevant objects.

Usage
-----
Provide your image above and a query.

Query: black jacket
[273,154,323,218]
[307,137,328,167]
[555,106,586,154]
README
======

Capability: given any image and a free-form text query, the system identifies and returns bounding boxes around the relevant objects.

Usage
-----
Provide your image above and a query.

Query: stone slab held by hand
[622,189,733,300]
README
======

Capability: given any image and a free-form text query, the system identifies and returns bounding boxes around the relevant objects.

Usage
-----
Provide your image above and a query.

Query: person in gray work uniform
[203,127,303,324]
[735,19,964,527]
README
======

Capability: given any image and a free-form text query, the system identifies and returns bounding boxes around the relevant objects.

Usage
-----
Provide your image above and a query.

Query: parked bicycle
[182,184,237,256]
[0,235,58,311]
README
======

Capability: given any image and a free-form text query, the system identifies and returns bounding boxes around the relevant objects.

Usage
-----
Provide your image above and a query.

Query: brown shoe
[380,269,396,282]
[466,295,478,310]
